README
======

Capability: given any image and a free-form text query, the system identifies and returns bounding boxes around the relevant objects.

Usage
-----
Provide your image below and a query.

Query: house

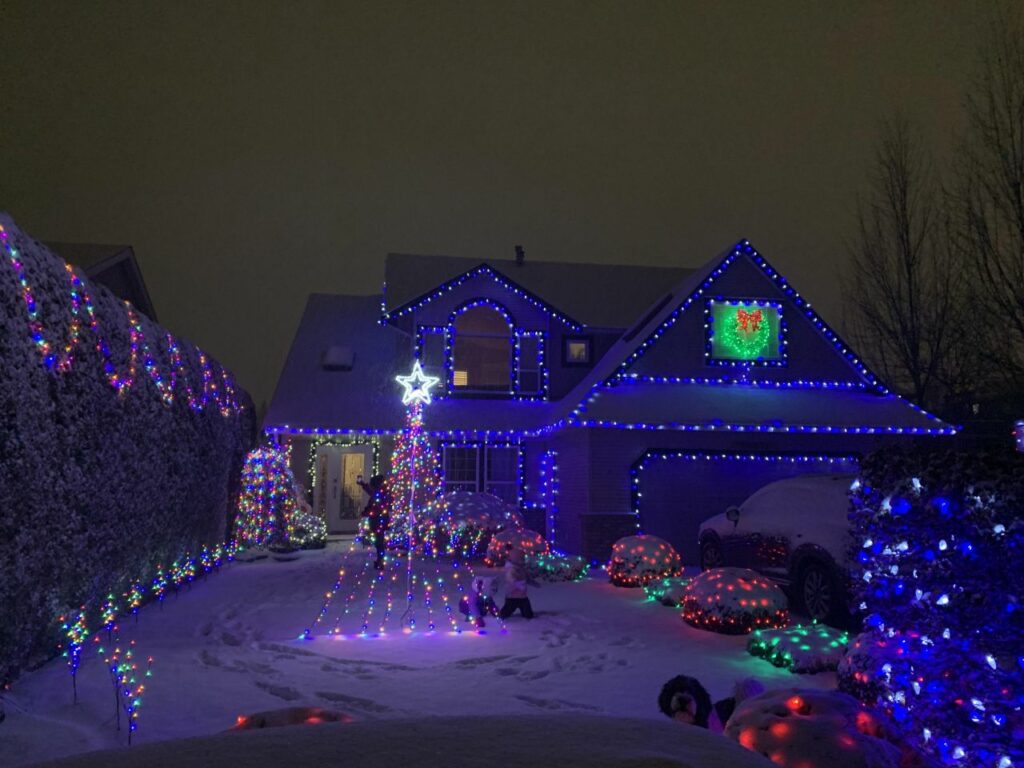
[265,241,955,562]
[46,242,158,321]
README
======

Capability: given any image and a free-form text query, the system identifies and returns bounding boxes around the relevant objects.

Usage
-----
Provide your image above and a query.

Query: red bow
[736,308,763,333]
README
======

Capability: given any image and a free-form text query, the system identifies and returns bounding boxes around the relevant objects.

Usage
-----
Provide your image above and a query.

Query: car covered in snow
[697,474,855,626]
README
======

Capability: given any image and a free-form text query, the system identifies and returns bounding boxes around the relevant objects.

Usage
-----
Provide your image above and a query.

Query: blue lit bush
[846,448,1024,768]
[0,215,256,684]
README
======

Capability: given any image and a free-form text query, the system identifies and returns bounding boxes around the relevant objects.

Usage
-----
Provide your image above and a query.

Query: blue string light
[383,263,584,331]
[630,451,859,533]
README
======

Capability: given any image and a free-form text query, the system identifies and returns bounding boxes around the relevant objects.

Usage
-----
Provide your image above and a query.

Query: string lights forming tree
[303,361,504,639]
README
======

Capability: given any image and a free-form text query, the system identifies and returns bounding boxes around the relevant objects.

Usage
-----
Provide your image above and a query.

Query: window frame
[562,335,592,367]
[441,442,522,505]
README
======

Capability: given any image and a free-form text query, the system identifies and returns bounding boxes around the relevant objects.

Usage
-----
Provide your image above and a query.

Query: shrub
[680,567,788,634]
[848,447,1024,768]
[606,534,683,588]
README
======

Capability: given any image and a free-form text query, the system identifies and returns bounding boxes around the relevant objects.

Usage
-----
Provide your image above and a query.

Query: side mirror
[726,506,740,526]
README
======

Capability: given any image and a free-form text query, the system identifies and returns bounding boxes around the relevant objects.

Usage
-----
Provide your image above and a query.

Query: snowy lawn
[2,541,835,766]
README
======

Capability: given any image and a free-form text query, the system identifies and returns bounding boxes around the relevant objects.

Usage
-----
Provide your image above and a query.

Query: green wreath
[716,307,771,359]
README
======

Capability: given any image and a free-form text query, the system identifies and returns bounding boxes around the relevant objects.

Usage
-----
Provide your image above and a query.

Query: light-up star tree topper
[395,360,440,406]
[385,360,445,555]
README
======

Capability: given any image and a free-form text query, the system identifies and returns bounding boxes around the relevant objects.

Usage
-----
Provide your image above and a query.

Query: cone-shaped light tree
[384,362,446,550]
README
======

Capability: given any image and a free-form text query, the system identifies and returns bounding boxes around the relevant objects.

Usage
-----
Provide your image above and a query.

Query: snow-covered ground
[1,540,835,766]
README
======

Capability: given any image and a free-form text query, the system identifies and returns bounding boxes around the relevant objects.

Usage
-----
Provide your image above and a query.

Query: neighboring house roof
[46,241,158,321]
[384,252,692,329]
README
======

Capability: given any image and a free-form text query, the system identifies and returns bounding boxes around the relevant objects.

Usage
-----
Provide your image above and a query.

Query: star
[395,361,440,406]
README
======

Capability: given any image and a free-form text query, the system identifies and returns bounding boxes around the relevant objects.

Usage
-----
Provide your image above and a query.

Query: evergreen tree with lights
[235,445,298,548]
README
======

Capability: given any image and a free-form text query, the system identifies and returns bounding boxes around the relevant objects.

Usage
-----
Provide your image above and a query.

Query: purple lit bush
[0,214,255,684]
[846,448,1024,768]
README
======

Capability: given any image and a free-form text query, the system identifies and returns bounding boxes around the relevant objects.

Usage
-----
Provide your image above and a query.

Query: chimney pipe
[514,245,525,266]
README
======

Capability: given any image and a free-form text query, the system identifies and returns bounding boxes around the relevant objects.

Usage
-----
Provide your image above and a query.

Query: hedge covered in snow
[0,214,255,684]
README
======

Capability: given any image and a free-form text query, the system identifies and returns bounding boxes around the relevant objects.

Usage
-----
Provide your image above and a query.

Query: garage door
[632,453,858,563]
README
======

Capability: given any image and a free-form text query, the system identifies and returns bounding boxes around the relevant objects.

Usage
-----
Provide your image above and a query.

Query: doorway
[314,444,373,534]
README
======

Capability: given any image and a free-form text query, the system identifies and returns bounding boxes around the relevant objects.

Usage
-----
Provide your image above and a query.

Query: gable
[556,240,955,434]
[389,264,578,332]
[614,244,877,387]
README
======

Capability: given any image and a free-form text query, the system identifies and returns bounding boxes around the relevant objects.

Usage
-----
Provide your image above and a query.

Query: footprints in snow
[515,695,602,712]
[316,691,393,713]
[255,681,302,701]
[451,649,628,679]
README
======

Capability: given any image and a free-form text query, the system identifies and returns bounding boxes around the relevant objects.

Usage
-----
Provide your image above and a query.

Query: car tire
[798,560,845,626]
[700,538,723,571]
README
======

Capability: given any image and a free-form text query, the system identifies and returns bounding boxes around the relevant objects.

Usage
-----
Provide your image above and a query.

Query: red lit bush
[725,688,907,768]
[484,528,548,566]
[607,535,683,587]
[681,567,788,634]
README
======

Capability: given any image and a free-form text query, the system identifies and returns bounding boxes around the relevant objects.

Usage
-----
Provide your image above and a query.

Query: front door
[314,444,373,534]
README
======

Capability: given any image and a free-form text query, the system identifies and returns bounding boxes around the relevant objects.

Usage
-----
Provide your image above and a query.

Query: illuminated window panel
[453,370,469,387]
[706,299,786,366]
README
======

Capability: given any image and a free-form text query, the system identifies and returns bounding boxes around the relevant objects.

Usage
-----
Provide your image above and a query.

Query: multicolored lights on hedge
[1,224,244,415]
[61,609,89,703]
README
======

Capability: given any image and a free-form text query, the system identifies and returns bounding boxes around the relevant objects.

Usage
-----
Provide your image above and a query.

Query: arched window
[451,305,512,392]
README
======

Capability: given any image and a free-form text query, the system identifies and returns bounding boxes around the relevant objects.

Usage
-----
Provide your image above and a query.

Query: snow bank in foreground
[32,714,774,768]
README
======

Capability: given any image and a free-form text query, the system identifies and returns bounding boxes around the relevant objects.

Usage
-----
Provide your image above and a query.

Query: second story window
[451,304,512,392]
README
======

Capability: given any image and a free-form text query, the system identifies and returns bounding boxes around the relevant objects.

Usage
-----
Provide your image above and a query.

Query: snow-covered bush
[643,577,691,606]
[747,623,849,673]
[836,632,901,704]
[484,528,548,566]
[848,448,1024,767]
[681,568,788,634]
[725,688,906,768]
[232,706,353,729]
[436,491,523,557]
[525,551,588,582]
[606,535,683,587]
[0,215,255,684]
[289,508,328,550]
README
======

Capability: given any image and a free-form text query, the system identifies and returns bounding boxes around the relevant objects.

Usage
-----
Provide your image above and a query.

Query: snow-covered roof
[265,293,558,434]
[384,252,692,329]
[267,240,956,437]
[569,381,952,434]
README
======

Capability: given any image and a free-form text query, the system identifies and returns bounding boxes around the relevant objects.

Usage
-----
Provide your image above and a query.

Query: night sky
[1,2,985,410]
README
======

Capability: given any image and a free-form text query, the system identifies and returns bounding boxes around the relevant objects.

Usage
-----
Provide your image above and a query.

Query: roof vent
[322,345,354,371]
[514,245,525,266]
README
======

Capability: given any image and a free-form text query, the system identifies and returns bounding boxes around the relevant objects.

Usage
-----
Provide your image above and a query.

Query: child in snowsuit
[459,577,499,628]
[357,475,390,569]
[499,547,534,619]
